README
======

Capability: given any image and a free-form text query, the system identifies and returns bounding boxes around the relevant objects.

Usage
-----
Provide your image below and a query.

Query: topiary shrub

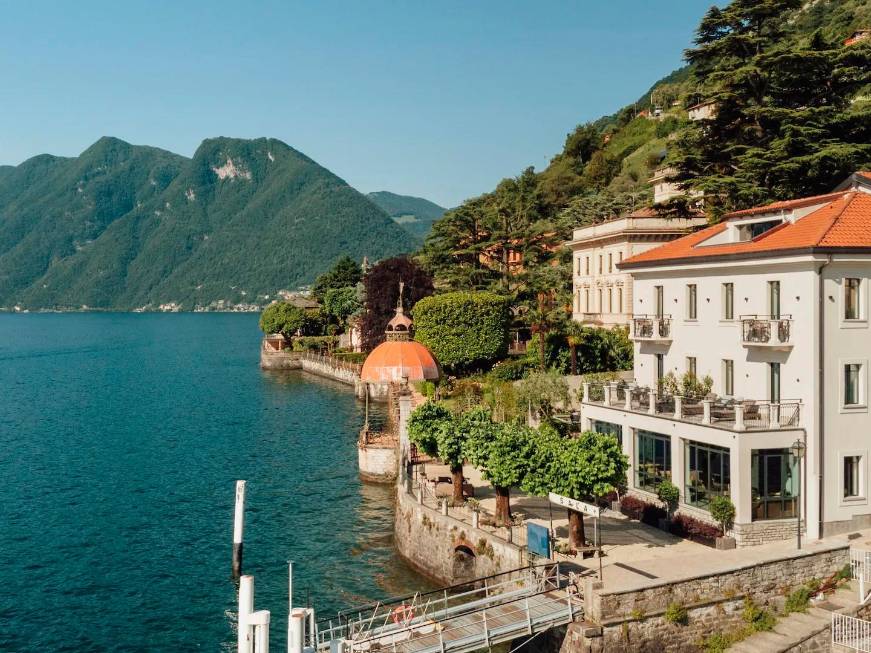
[656,481,680,516]
[413,291,510,372]
[710,495,736,535]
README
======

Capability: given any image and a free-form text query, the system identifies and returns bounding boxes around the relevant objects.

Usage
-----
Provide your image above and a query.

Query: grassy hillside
[367,191,446,241]
[0,137,416,310]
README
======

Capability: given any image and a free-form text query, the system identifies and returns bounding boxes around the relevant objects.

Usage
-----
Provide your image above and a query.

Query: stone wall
[358,442,397,483]
[259,347,360,386]
[260,349,302,370]
[300,356,358,386]
[394,484,525,585]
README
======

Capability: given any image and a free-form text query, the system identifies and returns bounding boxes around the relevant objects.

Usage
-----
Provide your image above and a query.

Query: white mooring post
[289,608,308,653]
[239,575,255,653]
[287,562,294,653]
[233,480,247,578]
[250,610,271,653]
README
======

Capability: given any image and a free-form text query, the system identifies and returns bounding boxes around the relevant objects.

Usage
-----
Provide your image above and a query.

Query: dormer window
[737,219,782,241]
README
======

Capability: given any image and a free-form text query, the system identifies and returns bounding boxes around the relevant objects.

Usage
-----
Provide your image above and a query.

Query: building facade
[580,179,871,545]
[567,209,706,328]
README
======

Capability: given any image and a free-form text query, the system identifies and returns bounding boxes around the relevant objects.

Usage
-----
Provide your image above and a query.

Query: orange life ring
[391,604,414,624]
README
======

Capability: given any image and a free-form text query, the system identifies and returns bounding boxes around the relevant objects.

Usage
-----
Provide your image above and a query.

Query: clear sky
[0,1,714,208]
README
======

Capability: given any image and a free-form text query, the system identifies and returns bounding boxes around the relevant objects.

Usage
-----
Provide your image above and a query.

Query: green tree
[516,370,570,422]
[412,291,510,372]
[312,255,362,302]
[407,402,466,506]
[671,1,871,217]
[258,302,306,338]
[523,429,628,548]
[322,286,361,325]
[464,414,536,525]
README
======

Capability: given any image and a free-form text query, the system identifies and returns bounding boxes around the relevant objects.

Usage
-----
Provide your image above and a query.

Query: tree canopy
[259,302,306,337]
[311,256,363,302]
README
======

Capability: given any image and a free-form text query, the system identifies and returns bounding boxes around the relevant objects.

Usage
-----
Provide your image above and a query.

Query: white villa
[580,173,871,546]
[567,208,706,328]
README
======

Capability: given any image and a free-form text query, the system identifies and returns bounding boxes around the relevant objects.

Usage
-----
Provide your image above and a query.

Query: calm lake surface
[0,313,427,651]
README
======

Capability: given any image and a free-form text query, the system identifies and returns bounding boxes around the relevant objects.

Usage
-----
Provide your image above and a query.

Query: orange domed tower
[360,283,441,399]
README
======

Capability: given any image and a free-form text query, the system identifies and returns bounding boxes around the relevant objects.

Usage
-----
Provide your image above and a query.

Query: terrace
[581,380,802,432]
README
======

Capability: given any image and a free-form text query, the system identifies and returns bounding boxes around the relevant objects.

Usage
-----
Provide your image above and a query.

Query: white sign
[548,492,600,518]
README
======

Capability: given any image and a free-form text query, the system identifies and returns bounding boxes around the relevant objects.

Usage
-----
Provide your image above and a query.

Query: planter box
[716,536,736,550]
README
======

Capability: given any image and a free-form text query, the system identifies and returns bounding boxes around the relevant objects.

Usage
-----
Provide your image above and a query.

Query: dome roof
[361,340,441,384]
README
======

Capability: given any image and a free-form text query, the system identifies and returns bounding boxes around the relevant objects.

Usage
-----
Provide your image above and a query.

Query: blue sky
[0,1,714,207]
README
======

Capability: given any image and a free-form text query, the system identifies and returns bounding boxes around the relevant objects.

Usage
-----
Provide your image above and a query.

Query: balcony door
[769,362,781,403]
[768,281,781,319]
[654,286,664,319]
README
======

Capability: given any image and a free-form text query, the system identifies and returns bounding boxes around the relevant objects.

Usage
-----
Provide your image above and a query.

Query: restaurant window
[686,356,697,377]
[592,420,622,445]
[723,359,734,396]
[769,280,781,319]
[687,284,697,320]
[845,363,863,406]
[723,283,734,320]
[751,449,797,520]
[685,441,731,509]
[846,278,862,320]
[844,455,863,499]
[636,430,671,492]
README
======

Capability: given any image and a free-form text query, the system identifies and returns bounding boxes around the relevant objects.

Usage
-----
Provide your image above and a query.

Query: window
[687,284,697,320]
[723,283,734,320]
[655,354,664,383]
[751,449,797,520]
[846,278,862,320]
[597,289,603,312]
[686,356,697,377]
[636,430,671,492]
[585,257,590,275]
[844,455,863,499]
[584,289,590,312]
[617,287,623,314]
[769,362,781,403]
[592,420,622,445]
[608,288,613,313]
[608,253,613,273]
[654,286,664,318]
[845,363,863,406]
[685,441,731,509]
[618,251,623,263]
[598,255,603,274]
[769,280,781,319]
[723,359,734,396]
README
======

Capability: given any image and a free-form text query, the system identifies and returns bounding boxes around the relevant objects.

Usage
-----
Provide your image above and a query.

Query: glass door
[768,281,781,319]
[769,362,781,403]
[654,286,664,319]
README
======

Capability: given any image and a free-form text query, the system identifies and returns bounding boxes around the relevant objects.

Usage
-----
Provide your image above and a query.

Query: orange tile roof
[859,171,871,183]
[724,191,849,218]
[620,192,871,268]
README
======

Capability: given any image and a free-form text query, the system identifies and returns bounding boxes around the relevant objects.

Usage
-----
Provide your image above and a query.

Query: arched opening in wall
[452,545,476,582]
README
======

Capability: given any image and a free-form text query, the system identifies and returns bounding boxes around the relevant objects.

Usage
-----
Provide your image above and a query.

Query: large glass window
[751,449,797,520]
[845,363,862,406]
[592,420,622,445]
[636,430,671,492]
[844,455,862,499]
[845,278,861,320]
[687,284,698,320]
[685,441,731,509]
[723,283,734,320]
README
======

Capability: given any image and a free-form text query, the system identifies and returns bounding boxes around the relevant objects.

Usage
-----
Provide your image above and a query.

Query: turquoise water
[0,313,425,651]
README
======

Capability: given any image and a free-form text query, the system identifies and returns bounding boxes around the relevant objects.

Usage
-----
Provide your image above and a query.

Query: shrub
[664,602,688,625]
[620,495,666,526]
[488,358,534,382]
[414,380,437,399]
[710,496,736,535]
[412,291,510,372]
[743,599,776,632]
[516,369,570,420]
[656,481,680,514]
[703,632,736,653]
[292,336,338,352]
[784,586,812,614]
[669,514,721,546]
[332,351,366,364]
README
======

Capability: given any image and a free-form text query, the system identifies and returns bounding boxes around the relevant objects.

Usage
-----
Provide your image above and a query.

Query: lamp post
[790,438,805,550]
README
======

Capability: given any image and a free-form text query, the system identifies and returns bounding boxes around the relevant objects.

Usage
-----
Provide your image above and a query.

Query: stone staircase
[729,581,861,652]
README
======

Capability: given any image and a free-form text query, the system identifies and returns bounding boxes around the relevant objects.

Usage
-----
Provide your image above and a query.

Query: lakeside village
[243,170,871,653]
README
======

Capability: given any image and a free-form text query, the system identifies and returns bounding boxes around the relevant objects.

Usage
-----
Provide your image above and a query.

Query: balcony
[741,315,793,350]
[631,315,672,344]
[582,380,802,432]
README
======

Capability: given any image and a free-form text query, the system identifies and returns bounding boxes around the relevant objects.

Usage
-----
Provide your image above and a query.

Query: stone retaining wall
[259,348,361,386]
[359,442,397,483]
[260,349,302,370]
[394,484,525,585]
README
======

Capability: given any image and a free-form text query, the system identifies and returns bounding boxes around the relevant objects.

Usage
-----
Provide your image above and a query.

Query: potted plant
[656,481,680,530]
[710,495,737,549]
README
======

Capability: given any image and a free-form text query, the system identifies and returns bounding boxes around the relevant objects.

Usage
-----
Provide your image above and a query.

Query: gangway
[312,564,582,653]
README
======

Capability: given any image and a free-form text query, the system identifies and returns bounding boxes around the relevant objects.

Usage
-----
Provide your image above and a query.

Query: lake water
[0,313,427,651]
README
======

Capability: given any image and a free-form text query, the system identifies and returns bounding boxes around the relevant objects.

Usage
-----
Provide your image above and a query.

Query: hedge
[412,291,510,371]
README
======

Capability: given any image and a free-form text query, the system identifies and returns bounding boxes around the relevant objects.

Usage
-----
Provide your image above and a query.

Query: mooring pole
[289,608,307,653]
[233,480,247,578]
[287,561,294,653]
[238,574,255,653]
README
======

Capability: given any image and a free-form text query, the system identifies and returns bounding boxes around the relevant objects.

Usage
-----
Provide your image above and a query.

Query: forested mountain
[367,191,446,240]
[0,137,416,310]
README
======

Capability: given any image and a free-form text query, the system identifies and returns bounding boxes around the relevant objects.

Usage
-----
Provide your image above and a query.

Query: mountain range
[0,137,417,311]
[367,191,446,240]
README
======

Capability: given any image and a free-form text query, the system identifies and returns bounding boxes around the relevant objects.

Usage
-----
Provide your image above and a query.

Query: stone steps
[728,583,860,652]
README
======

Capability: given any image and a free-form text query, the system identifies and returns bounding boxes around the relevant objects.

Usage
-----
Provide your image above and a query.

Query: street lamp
[790,438,806,550]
